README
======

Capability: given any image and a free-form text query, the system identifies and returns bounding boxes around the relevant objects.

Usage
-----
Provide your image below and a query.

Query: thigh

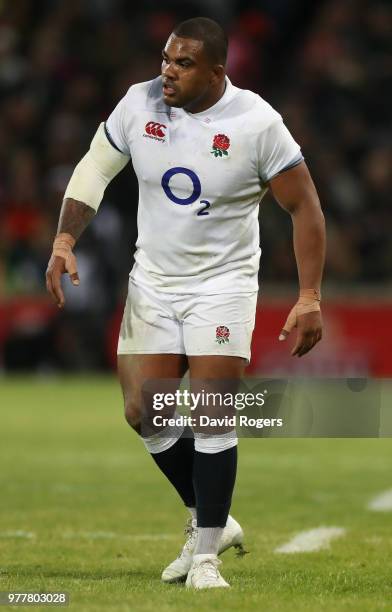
[188,355,246,379]
[187,356,245,434]
[118,353,188,433]
[183,292,258,363]
[188,354,246,411]
[118,353,188,405]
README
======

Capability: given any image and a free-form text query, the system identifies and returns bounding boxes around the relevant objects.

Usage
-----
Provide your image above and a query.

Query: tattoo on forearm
[57,198,96,240]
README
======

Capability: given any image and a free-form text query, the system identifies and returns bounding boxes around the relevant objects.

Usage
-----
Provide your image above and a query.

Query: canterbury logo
[145,121,166,138]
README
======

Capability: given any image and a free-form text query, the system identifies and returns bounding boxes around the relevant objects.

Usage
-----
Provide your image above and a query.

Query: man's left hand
[280,310,322,357]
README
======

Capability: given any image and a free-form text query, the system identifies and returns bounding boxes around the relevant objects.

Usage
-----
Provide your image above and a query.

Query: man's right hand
[45,233,79,308]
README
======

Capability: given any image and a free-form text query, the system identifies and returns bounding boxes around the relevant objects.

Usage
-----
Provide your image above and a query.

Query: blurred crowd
[0,0,391,370]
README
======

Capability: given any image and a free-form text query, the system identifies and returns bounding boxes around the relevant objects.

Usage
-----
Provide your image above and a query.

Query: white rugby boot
[161,518,197,583]
[161,515,246,583]
[185,554,230,589]
[219,515,245,556]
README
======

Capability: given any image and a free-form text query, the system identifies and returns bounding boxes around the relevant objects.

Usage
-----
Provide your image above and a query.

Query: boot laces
[198,557,221,581]
[178,519,197,558]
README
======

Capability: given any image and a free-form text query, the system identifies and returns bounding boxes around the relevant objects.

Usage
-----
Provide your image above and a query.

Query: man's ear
[210,64,225,84]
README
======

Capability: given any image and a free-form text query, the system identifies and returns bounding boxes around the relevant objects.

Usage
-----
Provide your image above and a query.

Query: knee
[124,399,141,431]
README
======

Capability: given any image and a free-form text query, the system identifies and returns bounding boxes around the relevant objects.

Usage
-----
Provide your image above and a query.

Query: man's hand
[282,310,323,357]
[45,233,79,308]
[279,289,322,357]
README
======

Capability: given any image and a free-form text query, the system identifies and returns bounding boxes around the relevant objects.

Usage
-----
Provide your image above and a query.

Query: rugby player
[46,17,325,589]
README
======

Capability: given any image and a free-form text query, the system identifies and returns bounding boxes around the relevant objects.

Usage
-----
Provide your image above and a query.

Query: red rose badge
[216,325,230,344]
[211,134,230,157]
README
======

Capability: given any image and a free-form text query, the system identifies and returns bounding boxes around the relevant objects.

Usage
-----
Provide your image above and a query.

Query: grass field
[1,377,392,611]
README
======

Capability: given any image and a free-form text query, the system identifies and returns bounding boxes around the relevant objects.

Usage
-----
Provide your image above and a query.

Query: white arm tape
[63,123,130,211]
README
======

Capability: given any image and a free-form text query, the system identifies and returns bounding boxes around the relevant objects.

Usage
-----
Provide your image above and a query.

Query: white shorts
[117,279,258,362]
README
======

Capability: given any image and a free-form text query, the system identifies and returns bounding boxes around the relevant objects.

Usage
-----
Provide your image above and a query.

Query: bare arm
[57,198,96,239]
[46,198,96,308]
[269,161,326,356]
[45,122,130,308]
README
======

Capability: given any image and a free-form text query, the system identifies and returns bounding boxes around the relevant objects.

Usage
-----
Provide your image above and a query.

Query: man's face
[161,34,215,110]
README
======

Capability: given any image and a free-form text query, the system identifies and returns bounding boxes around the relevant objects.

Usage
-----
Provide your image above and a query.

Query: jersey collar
[183,77,237,122]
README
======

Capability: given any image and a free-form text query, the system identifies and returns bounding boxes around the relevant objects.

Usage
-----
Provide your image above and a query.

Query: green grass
[1,377,392,611]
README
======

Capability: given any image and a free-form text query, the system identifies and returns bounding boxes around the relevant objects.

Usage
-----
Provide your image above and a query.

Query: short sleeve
[258,119,302,183]
[105,94,131,155]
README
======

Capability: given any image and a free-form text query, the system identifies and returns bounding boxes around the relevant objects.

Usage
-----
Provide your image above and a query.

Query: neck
[185,79,226,114]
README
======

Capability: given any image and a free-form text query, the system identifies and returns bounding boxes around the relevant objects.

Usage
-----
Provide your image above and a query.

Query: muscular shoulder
[106,77,167,153]
[227,86,282,134]
[120,77,166,113]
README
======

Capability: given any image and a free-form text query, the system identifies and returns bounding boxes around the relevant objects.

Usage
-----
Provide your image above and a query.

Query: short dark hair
[172,17,228,66]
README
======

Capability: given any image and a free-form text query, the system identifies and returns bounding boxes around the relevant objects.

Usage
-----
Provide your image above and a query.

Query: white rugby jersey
[106,76,302,294]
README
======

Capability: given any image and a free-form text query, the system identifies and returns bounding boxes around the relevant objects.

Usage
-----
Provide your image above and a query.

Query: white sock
[194,527,223,555]
[187,507,197,521]
[142,412,184,454]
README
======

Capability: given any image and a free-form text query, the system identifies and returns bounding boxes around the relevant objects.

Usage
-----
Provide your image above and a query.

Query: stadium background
[0,0,391,375]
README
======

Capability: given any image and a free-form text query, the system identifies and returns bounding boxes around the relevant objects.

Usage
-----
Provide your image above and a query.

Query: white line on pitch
[0,531,35,539]
[275,527,346,553]
[368,489,392,511]
[62,531,177,541]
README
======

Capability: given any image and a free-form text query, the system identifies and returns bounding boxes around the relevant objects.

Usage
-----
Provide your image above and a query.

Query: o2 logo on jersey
[161,167,210,215]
